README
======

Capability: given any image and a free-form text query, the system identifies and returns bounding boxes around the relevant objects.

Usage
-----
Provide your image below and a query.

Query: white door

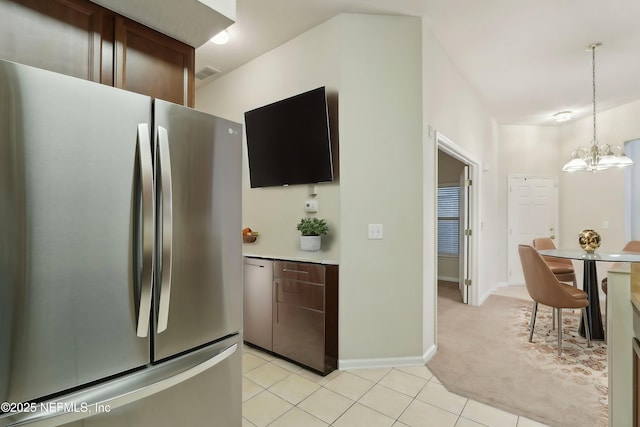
[459,166,471,303]
[507,176,558,285]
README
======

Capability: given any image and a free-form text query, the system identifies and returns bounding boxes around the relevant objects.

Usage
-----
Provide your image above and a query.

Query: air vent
[195,66,220,80]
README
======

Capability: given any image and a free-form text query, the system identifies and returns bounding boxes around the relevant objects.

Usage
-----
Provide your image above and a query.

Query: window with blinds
[438,186,460,256]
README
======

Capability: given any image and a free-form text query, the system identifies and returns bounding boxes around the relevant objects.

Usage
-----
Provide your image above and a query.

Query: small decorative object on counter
[242,227,259,243]
[578,229,601,253]
[297,217,328,251]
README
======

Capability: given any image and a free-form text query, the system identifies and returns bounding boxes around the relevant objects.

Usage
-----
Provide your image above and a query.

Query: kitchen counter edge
[243,253,339,265]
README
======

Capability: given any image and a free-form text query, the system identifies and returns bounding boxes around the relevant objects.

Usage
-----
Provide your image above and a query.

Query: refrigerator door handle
[156,126,173,333]
[136,123,154,338]
[0,340,238,427]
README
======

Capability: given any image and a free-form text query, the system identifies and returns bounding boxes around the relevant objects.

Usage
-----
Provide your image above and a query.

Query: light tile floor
[242,345,550,427]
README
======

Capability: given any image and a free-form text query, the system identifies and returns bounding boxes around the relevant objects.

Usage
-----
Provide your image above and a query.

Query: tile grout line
[243,347,538,427]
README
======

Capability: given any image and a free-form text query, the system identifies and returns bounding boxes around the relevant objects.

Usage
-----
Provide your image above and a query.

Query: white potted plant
[296,217,328,251]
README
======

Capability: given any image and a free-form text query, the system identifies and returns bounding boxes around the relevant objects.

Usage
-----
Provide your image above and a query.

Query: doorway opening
[436,132,479,306]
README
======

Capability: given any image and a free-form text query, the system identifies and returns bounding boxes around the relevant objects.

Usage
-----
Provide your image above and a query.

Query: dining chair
[518,244,592,355]
[601,240,640,342]
[532,237,578,332]
[532,237,577,287]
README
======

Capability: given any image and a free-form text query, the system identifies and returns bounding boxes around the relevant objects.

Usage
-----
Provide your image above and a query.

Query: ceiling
[195,0,640,126]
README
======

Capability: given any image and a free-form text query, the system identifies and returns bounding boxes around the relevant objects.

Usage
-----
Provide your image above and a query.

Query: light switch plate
[368,224,383,239]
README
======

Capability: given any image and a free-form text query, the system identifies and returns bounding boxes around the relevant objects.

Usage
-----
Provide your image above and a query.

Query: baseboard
[339,344,437,370]
[423,343,437,363]
[478,282,510,305]
[437,276,459,283]
[478,288,493,305]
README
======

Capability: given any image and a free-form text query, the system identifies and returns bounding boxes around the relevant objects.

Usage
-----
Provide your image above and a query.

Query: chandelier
[561,43,633,172]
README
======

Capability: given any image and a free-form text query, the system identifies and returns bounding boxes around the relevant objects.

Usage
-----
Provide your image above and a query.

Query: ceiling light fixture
[562,43,633,172]
[210,30,229,45]
[553,111,573,122]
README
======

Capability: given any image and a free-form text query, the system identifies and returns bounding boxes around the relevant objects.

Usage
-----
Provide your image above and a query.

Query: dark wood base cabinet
[243,258,338,376]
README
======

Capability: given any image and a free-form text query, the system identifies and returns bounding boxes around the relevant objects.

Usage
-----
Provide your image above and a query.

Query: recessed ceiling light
[553,111,573,122]
[210,30,229,45]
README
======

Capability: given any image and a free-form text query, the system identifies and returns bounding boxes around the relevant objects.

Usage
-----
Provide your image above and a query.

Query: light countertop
[243,253,339,265]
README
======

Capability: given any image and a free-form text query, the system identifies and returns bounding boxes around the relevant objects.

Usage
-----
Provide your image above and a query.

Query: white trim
[426,126,439,355]
[479,281,511,304]
[479,286,497,305]
[436,132,481,307]
[437,275,459,282]
[339,344,438,370]
[423,343,437,363]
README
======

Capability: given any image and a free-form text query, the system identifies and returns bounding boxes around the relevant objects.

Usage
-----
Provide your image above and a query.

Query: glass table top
[538,249,640,263]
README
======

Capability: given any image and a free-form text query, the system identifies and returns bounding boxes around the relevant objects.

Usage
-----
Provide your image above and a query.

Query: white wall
[197,14,424,367]
[196,17,341,263]
[337,15,423,365]
[422,23,500,332]
[498,125,562,177]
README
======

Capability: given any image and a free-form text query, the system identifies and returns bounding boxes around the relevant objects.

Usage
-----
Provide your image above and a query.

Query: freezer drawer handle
[136,123,154,338]
[0,340,238,427]
[156,126,173,333]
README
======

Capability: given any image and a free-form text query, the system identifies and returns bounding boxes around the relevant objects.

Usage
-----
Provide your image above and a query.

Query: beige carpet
[427,282,607,427]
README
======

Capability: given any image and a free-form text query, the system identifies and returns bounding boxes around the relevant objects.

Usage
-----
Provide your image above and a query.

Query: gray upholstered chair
[518,244,592,355]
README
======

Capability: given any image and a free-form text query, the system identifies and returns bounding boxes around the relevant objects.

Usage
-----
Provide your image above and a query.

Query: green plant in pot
[297,217,328,251]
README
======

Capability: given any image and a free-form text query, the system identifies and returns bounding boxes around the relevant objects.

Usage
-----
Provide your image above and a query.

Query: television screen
[244,87,334,188]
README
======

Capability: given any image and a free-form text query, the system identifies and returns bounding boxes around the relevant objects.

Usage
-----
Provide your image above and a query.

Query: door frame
[436,132,480,306]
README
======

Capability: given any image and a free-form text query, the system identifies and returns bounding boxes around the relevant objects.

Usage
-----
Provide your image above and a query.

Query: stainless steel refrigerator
[0,59,243,427]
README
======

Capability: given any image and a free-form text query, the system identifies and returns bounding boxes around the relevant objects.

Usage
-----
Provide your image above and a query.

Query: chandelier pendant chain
[560,42,632,172]
[591,44,597,147]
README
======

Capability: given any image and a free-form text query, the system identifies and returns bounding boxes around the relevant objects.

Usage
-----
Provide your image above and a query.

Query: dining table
[537,249,640,341]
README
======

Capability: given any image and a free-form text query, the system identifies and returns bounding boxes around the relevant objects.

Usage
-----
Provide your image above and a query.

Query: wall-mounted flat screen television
[244,86,334,188]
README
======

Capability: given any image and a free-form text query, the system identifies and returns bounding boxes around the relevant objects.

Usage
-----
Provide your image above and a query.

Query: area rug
[427,284,607,427]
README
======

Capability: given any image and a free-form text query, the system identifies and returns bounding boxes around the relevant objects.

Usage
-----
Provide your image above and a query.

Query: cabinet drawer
[274,261,325,283]
[275,279,324,312]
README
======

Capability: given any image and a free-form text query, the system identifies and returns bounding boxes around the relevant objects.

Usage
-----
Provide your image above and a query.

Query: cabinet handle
[246,263,265,268]
[283,269,309,274]
[274,280,279,324]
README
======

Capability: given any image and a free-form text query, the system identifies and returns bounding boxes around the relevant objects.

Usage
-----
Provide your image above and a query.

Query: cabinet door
[114,16,194,107]
[243,259,274,350]
[0,0,108,83]
[273,279,325,372]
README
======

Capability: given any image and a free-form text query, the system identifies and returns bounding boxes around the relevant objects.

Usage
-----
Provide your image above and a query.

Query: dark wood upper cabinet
[0,0,195,106]
[114,17,194,107]
[0,0,107,82]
